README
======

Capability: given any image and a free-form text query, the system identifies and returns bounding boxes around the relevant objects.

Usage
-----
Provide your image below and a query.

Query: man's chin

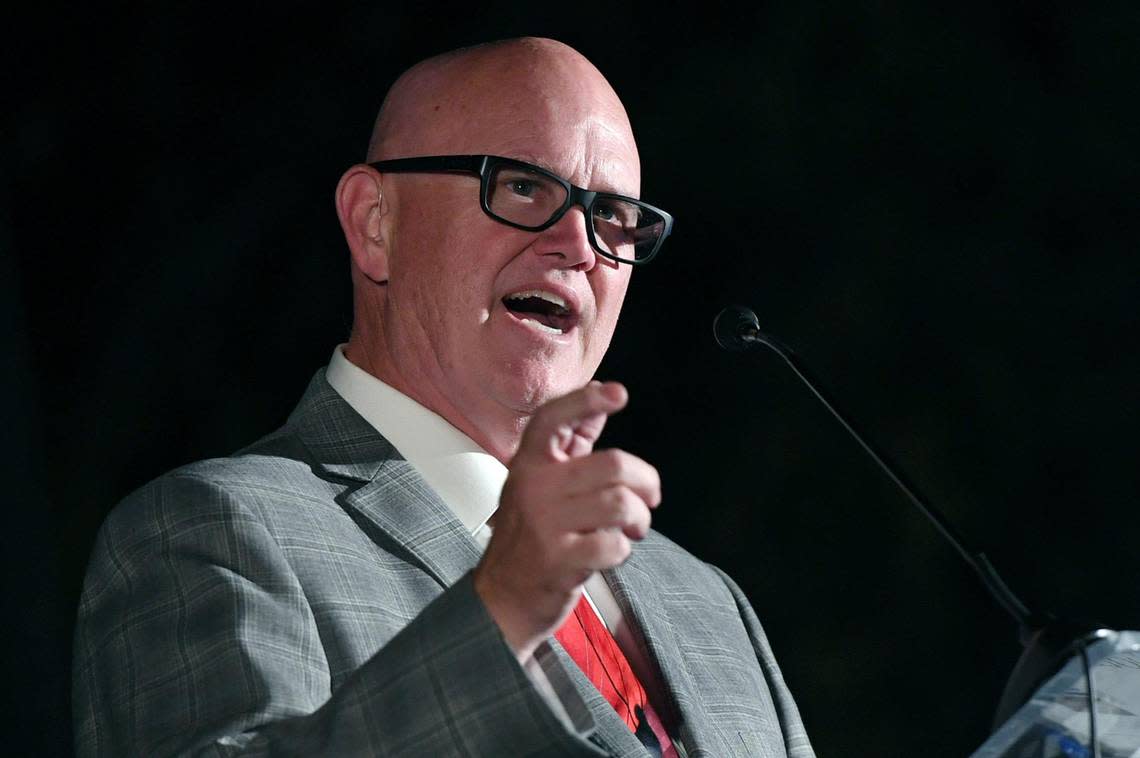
[496,369,583,415]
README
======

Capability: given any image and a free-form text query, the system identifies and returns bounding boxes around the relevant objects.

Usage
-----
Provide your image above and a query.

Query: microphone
[712,304,763,351]
[713,305,1107,731]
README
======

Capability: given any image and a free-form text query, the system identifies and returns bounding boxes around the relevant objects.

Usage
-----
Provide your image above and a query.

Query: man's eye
[595,202,637,226]
[508,180,537,197]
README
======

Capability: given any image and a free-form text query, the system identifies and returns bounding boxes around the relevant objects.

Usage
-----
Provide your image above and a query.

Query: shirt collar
[324,344,505,537]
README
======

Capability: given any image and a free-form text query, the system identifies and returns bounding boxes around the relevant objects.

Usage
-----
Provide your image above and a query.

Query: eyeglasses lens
[486,165,568,228]
[591,198,666,262]
[486,163,664,262]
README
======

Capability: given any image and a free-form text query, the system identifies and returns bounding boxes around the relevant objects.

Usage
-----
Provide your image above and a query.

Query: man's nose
[533,206,597,272]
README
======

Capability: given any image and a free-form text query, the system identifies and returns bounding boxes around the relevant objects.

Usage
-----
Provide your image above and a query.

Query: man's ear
[335,165,389,284]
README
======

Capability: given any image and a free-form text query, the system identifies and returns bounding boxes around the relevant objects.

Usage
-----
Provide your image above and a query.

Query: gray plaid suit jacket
[74,370,814,757]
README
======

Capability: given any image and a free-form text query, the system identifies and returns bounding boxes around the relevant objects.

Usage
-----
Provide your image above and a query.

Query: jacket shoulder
[97,424,332,548]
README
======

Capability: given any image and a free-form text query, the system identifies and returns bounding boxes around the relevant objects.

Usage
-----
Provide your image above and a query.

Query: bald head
[366,38,640,185]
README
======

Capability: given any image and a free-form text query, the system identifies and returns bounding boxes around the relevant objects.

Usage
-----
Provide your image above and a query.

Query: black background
[6,2,1139,755]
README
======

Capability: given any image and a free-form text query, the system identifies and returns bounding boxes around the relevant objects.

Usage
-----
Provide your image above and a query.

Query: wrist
[473,567,542,664]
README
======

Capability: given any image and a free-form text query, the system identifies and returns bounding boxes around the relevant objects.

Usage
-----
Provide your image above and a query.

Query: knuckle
[601,486,634,524]
[582,530,625,568]
[634,501,651,529]
[613,533,633,563]
[599,448,626,477]
[602,484,626,511]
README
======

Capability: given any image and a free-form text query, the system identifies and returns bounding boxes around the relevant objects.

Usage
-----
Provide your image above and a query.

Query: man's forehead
[493,136,640,198]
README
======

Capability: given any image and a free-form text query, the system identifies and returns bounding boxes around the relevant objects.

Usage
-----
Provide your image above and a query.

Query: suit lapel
[545,638,654,758]
[343,458,483,587]
[288,370,482,588]
[606,539,728,755]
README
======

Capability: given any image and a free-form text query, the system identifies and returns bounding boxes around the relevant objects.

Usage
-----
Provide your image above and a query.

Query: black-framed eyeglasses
[367,155,673,265]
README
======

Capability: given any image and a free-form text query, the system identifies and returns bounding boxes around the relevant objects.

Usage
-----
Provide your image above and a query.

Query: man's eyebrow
[504,152,558,174]
[504,154,636,197]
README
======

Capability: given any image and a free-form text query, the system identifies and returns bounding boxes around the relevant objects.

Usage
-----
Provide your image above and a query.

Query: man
[74,38,814,757]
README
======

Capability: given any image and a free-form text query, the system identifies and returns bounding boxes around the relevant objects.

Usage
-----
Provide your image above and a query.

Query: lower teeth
[520,318,563,335]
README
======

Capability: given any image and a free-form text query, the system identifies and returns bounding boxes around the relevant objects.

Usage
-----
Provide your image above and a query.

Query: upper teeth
[505,290,567,309]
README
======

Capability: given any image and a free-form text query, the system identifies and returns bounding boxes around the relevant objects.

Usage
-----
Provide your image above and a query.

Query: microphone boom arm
[728,314,1033,630]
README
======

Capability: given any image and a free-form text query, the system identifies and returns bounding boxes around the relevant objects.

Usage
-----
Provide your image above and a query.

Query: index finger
[516,381,628,463]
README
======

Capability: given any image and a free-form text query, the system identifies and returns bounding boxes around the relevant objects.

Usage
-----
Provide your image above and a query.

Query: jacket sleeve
[709,565,816,758]
[72,472,606,758]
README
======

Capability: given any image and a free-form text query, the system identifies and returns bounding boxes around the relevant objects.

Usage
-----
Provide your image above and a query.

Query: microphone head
[714,305,762,351]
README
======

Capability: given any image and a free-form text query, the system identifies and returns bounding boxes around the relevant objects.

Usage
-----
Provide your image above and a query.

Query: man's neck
[342,337,524,465]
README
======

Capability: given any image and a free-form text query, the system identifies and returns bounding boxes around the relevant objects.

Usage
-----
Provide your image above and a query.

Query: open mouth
[502,289,576,335]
